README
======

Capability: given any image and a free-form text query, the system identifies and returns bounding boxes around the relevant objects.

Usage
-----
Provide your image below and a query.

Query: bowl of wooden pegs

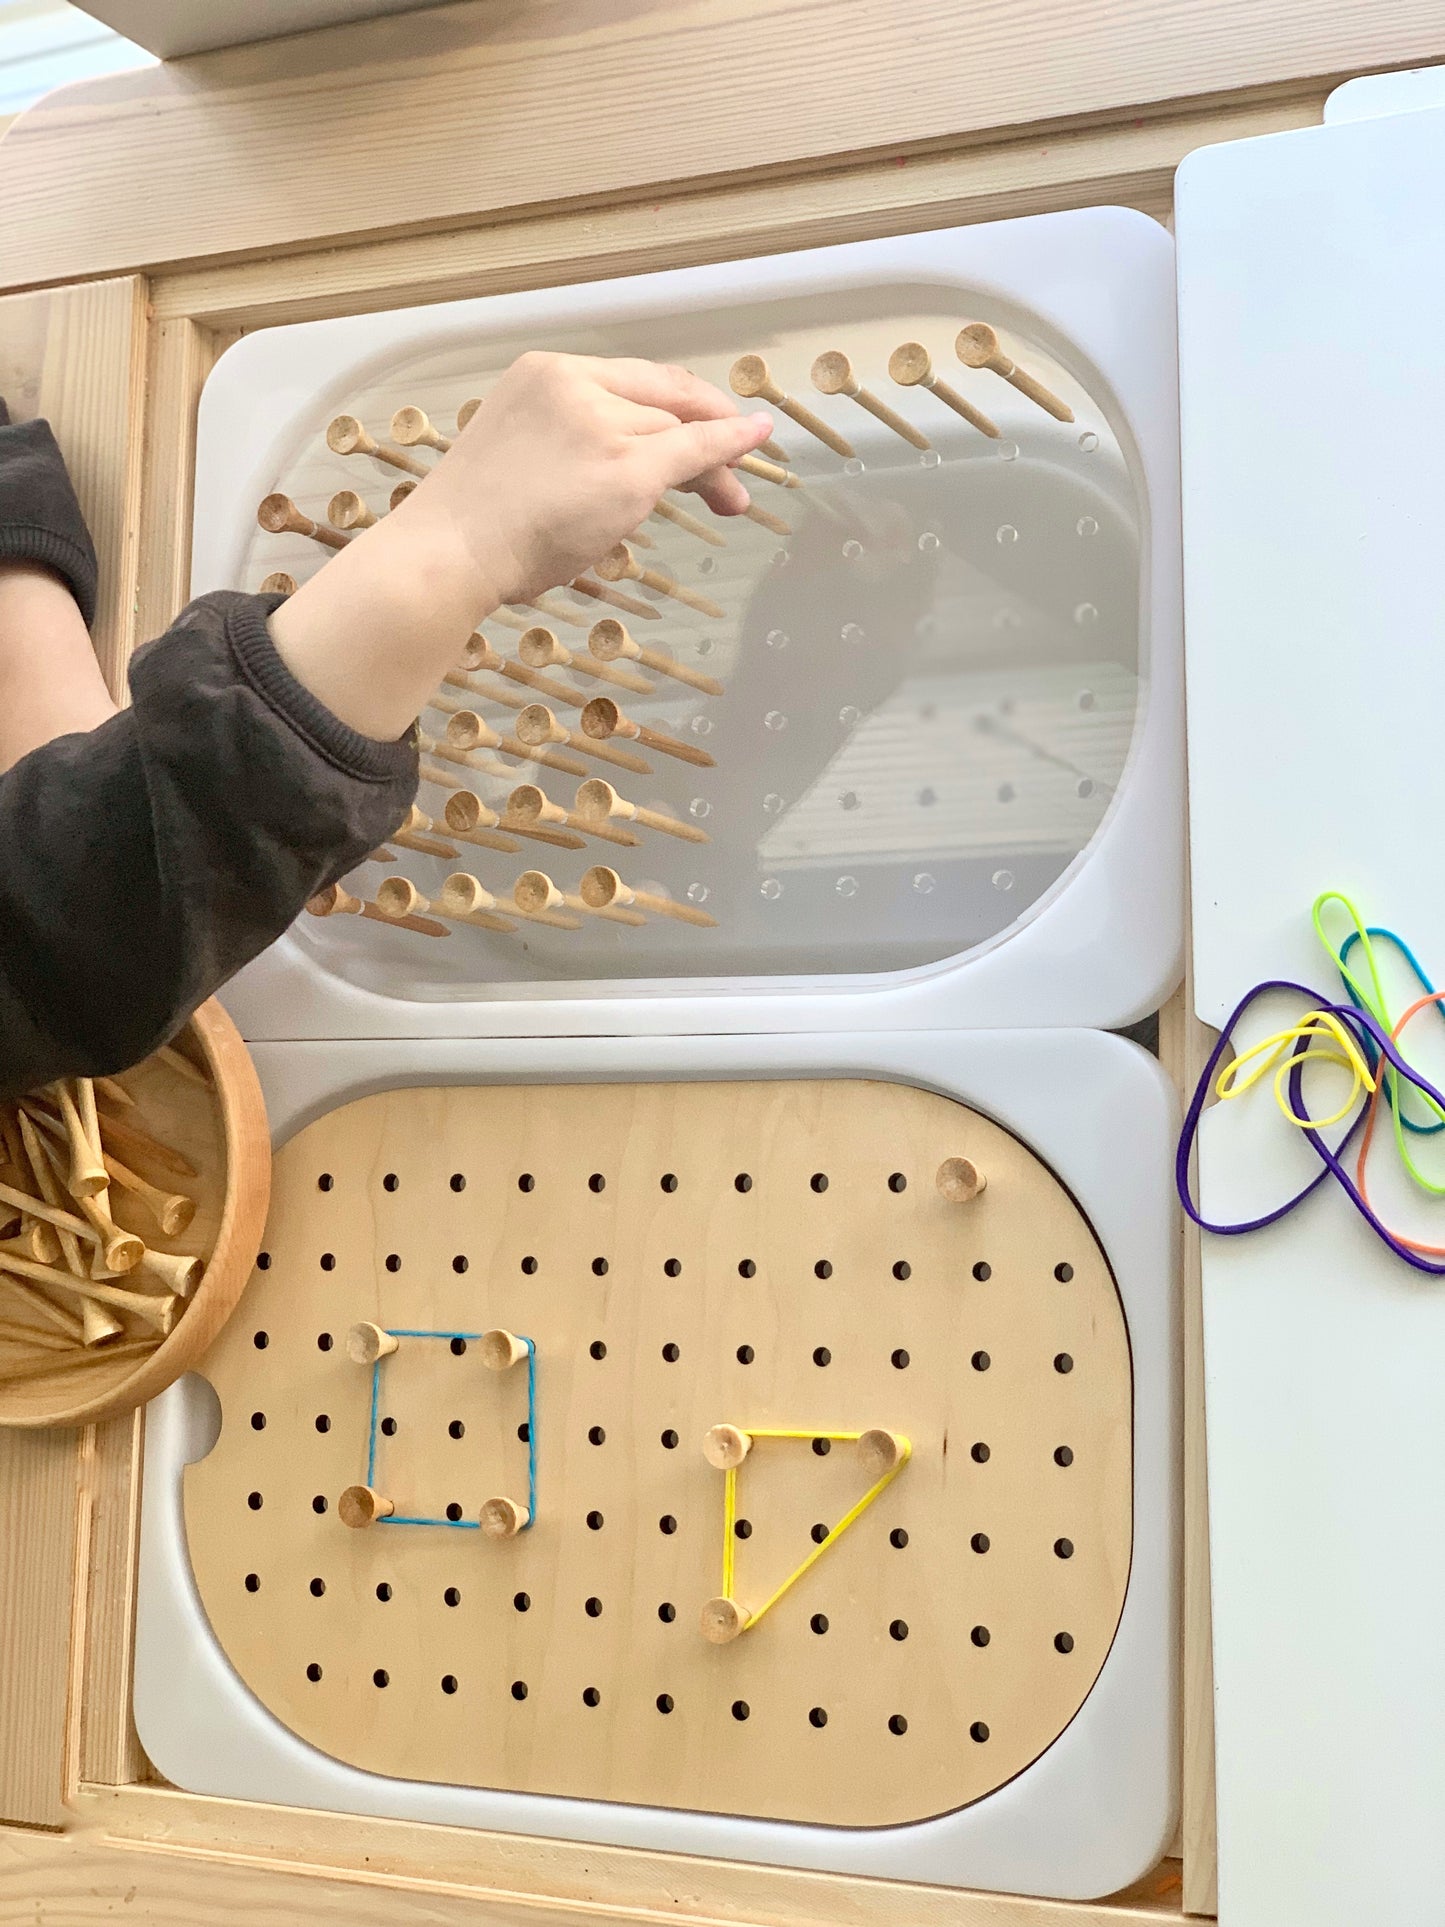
[0,998,270,1428]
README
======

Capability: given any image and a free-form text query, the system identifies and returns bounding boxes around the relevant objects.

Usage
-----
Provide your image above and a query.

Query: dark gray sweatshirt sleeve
[0,589,418,1097]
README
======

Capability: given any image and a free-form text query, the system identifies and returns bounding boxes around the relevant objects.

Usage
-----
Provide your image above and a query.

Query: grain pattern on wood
[0,1427,79,1825]
[77,1408,146,1786]
[1,0,1438,286]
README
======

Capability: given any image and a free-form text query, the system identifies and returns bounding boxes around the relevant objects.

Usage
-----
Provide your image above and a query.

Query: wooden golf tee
[390,404,452,452]
[440,870,567,931]
[17,1111,89,1283]
[858,1428,910,1476]
[937,1156,987,1204]
[0,1256,175,1334]
[580,866,717,929]
[588,618,724,696]
[101,1151,195,1238]
[518,625,653,696]
[480,1496,529,1538]
[701,1597,750,1644]
[325,414,428,477]
[573,778,708,844]
[339,1485,394,1528]
[514,868,646,927]
[888,343,1001,438]
[458,633,585,707]
[479,1328,528,1371]
[389,802,458,859]
[389,480,417,511]
[506,784,638,848]
[568,574,662,620]
[730,355,855,459]
[594,545,726,619]
[447,787,579,854]
[515,702,652,776]
[346,1321,398,1364]
[137,1248,204,1297]
[580,696,715,769]
[737,452,801,490]
[651,497,726,547]
[739,495,792,535]
[703,1423,751,1469]
[456,398,482,432]
[260,572,299,595]
[82,1299,126,1347]
[444,709,589,779]
[91,1104,197,1180]
[441,666,531,714]
[327,489,376,531]
[304,882,449,939]
[377,875,516,935]
[257,494,348,551]
[811,350,930,450]
[955,322,1073,422]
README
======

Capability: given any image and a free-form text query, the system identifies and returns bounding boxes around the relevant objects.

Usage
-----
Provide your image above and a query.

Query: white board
[1177,103,1445,1927]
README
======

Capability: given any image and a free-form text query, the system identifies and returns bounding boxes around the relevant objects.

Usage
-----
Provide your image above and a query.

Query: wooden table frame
[3,5,1443,1917]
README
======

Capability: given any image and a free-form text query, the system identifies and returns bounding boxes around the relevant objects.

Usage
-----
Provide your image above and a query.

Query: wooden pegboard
[184,1078,1131,1827]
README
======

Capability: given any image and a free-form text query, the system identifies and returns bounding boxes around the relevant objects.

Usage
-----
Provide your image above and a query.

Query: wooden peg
[415,728,510,782]
[0,1255,174,1333]
[730,355,855,459]
[456,397,482,433]
[514,700,652,777]
[580,865,717,929]
[100,1151,194,1238]
[156,1042,208,1088]
[304,882,449,939]
[379,875,515,934]
[478,1328,529,1371]
[518,625,654,696]
[594,545,725,620]
[0,1177,99,1247]
[936,1156,986,1204]
[514,868,647,927]
[136,1248,204,1297]
[16,1112,88,1280]
[703,1423,751,1469]
[325,413,427,478]
[339,1484,394,1528]
[580,696,714,769]
[457,634,585,708]
[507,784,637,849]
[651,497,726,548]
[0,1272,84,1343]
[573,778,707,845]
[346,1321,398,1365]
[480,1495,530,1538]
[81,1299,127,1348]
[418,758,469,793]
[389,480,417,511]
[857,1428,910,1476]
[388,802,459,860]
[887,343,1000,438]
[441,666,530,715]
[259,571,298,595]
[737,452,802,490]
[390,404,452,453]
[568,573,663,621]
[441,869,577,931]
[70,1188,145,1275]
[445,708,590,779]
[588,618,724,697]
[257,494,347,552]
[52,1082,106,1197]
[739,496,793,536]
[520,592,589,631]
[700,1596,750,1644]
[90,1103,196,1179]
[435,871,535,932]
[445,787,574,854]
[326,489,376,532]
[955,322,1073,422]
[811,350,930,451]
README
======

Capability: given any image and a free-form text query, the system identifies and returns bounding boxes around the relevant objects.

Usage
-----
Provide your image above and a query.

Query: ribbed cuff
[0,523,99,629]
[225,591,419,784]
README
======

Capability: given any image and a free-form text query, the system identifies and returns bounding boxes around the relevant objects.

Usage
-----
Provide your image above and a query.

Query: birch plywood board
[183,1078,1131,1827]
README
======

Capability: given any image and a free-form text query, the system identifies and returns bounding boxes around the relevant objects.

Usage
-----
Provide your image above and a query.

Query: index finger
[585,357,741,425]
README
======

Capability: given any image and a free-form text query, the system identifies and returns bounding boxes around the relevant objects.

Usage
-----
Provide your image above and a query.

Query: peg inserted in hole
[737,452,801,490]
[955,322,1074,422]
[580,865,717,929]
[346,1321,398,1365]
[573,778,706,844]
[445,708,589,779]
[325,414,428,477]
[857,1428,910,1476]
[390,802,458,859]
[339,1484,394,1528]
[447,788,577,854]
[589,618,724,697]
[259,571,298,595]
[514,868,647,926]
[459,633,585,708]
[700,1596,751,1644]
[936,1156,986,1204]
[518,624,653,695]
[389,480,417,511]
[507,784,638,848]
[580,696,714,769]
[703,1423,751,1469]
[305,882,449,938]
[327,489,376,531]
[730,355,854,459]
[811,350,930,450]
[390,404,453,452]
[888,343,1000,439]
[480,1495,530,1538]
[569,573,662,620]
[595,545,725,619]
[444,870,577,931]
[257,494,347,551]
[478,1328,528,1371]
[651,496,726,547]
[381,874,517,934]
[515,702,652,776]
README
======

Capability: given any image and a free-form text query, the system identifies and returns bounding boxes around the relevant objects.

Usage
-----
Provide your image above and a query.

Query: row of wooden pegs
[309,859,715,938]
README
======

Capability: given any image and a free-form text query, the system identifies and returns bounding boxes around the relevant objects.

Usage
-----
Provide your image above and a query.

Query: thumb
[657,410,773,490]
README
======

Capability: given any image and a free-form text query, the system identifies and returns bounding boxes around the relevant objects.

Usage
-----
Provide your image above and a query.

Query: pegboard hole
[320,1253,336,1271]
[583,1687,601,1707]
[589,1340,607,1359]
[659,1515,678,1535]
[972,1262,991,1282]
[891,1348,910,1370]
[385,1253,402,1273]
[380,1416,397,1437]
[448,1420,465,1440]
[971,1625,991,1647]
[889,1619,909,1641]
[810,1173,829,1193]
[1055,1632,1075,1654]
[518,1423,531,1443]
[888,1173,907,1193]
[1054,1262,1075,1282]
[892,1261,911,1281]
[375,1582,392,1602]
[811,1523,830,1545]
[317,1173,334,1192]
[656,1694,675,1714]
[734,1173,753,1192]
[811,1438,831,1456]
[244,1573,260,1593]
[517,1173,535,1192]
[738,1259,756,1278]
[306,1663,322,1682]
[658,1602,676,1623]
[1054,1446,1074,1467]
[383,1173,399,1192]
[586,1511,604,1531]
[663,1258,682,1277]
[247,1492,263,1511]
[813,1347,831,1367]
[256,1252,271,1271]
[511,1680,528,1701]
[970,1721,990,1743]
[736,1344,755,1365]
[452,1255,469,1274]
[250,1412,266,1431]
[808,1707,828,1728]
[889,1528,909,1550]
[314,1414,331,1433]
[971,1442,990,1463]
[309,1577,325,1597]
[585,1596,603,1617]
[814,1259,833,1279]
[442,1675,458,1694]
[661,1429,679,1449]
[1054,1352,1074,1374]
[662,1343,680,1362]
[449,1173,466,1192]
[731,1701,751,1722]
[253,1331,269,1349]
[449,1338,467,1356]
[888,1715,908,1736]
[373,1669,389,1689]
[1054,1537,1075,1559]
[810,1613,829,1634]
[971,1533,990,1554]
[521,1256,538,1275]
[588,1425,606,1446]
[591,1257,608,1276]
[733,1518,752,1540]
[971,1351,991,1372]
[312,1495,328,1514]
[316,1332,333,1351]
[514,1593,531,1612]
[588,1172,607,1193]
[660,1173,679,1192]
[444,1587,462,1608]
[445,1502,463,1522]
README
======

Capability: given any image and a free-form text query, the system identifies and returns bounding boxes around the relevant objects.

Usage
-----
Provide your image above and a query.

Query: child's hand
[393,353,774,607]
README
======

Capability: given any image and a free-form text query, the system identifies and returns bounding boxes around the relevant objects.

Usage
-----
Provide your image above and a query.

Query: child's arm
[0,356,770,1098]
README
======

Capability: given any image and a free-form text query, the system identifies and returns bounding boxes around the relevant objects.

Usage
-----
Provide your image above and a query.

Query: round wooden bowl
[0,999,271,1429]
